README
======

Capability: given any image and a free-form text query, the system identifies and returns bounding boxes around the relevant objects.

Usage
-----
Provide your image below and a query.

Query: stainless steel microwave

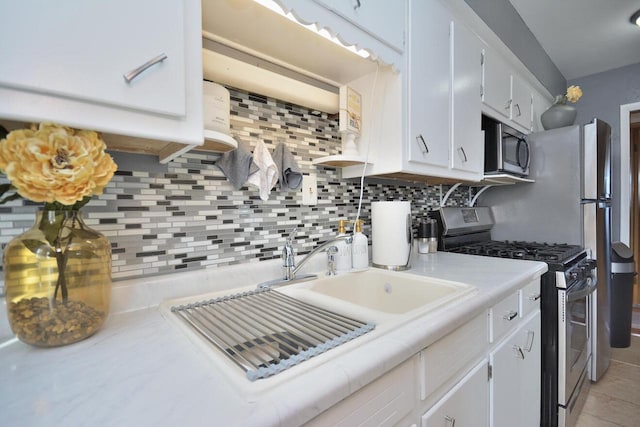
[482,115,530,176]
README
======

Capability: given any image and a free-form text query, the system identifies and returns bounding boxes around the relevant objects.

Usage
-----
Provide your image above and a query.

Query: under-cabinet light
[253,0,371,58]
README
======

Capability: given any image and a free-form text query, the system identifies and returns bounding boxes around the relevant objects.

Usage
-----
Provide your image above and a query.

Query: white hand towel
[247,139,278,200]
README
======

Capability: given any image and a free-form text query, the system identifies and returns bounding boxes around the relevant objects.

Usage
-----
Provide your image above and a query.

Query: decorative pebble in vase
[4,209,112,347]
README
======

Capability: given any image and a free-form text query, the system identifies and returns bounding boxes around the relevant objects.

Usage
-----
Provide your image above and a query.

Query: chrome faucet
[258,227,352,289]
[326,246,338,276]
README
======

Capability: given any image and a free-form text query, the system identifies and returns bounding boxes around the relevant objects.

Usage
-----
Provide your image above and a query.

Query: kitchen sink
[288,269,476,316]
[161,268,476,396]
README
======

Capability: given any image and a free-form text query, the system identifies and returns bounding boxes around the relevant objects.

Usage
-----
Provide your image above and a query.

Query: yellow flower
[565,85,583,103]
[0,123,117,206]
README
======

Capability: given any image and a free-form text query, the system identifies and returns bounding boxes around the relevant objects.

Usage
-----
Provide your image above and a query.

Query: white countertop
[0,252,547,427]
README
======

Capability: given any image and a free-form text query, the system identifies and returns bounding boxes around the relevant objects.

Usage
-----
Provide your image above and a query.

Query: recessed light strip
[253,0,371,58]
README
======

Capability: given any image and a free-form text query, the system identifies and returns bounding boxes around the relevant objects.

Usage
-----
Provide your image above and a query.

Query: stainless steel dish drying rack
[171,288,375,381]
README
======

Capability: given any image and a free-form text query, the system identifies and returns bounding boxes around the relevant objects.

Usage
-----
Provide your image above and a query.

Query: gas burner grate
[449,240,583,263]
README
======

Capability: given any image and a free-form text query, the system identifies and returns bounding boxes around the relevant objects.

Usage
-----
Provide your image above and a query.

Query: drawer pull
[503,311,518,321]
[457,146,468,162]
[528,293,541,301]
[513,345,525,359]
[123,53,168,83]
[445,415,456,427]
[416,134,429,154]
[525,329,535,352]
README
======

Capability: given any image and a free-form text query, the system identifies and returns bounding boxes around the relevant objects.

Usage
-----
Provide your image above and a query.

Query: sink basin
[161,268,475,396]
[293,269,475,315]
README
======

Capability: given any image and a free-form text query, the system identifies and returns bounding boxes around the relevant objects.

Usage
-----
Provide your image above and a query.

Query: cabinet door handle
[416,134,429,154]
[515,103,522,117]
[445,415,456,427]
[528,293,541,301]
[513,345,525,359]
[457,147,468,162]
[123,53,168,83]
[504,99,512,110]
[503,310,518,321]
[353,0,361,10]
[525,329,535,352]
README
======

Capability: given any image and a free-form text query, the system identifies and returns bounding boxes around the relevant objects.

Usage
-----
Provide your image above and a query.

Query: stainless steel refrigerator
[478,118,612,382]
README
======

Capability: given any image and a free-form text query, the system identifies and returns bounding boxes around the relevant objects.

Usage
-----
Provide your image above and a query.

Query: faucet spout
[291,235,352,278]
[258,231,353,290]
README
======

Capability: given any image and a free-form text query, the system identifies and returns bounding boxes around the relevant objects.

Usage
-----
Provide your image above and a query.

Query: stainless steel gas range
[436,206,596,427]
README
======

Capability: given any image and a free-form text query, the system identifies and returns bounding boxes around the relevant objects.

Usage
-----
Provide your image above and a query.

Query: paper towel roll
[371,201,412,270]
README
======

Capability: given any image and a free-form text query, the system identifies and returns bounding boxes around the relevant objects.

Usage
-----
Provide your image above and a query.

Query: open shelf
[478,173,534,185]
[312,154,368,168]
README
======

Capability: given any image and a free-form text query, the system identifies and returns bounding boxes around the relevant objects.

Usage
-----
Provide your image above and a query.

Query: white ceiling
[509,0,640,80]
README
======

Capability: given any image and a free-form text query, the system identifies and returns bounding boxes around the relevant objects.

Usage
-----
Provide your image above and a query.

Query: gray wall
[463,0,566,95]
[570,62,640,241]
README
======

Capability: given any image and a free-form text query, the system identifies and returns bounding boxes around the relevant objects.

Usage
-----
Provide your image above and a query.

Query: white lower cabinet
[490,310,541,427]
[306,279,541,427]
[304,356,417,427]
[421,359,489,427]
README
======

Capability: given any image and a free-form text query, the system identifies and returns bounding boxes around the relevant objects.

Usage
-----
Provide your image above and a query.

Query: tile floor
[576,335,640,426]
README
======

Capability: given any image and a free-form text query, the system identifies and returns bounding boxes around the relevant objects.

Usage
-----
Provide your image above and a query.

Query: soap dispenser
[352,219,369,269]
[334,219,352,273]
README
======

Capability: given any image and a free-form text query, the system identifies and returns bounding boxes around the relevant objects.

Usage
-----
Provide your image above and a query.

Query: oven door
[557,276,595,406]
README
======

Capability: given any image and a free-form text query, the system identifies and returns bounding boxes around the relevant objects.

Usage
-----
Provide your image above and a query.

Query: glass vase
[3,209,111,347]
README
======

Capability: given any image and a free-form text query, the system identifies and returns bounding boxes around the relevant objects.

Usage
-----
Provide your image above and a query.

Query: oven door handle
[567,277,597,302]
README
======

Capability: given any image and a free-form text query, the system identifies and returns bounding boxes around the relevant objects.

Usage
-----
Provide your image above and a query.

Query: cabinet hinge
[488,362,493,380]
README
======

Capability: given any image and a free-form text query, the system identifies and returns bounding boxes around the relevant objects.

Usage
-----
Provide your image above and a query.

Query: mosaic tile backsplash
[0,86,470,291]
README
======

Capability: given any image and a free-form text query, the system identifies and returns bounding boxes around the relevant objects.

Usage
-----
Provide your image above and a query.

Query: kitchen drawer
[489,291,519,343]
[305,355,416,427]
[519,280,541,318]
[419,313,487,404]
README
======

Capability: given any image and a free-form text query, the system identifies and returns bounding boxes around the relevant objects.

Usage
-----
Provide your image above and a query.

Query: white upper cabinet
[407,0,451,171]
[511,74,533,130]
[0,0,185,117]
[340,0,484,183]
[451,19,483,175]
[311,0,405,52]
[482,44,535,133]
[0,0,203,161]
[531,89,552,133]
[406,0,483,181]
[482,47,512,121]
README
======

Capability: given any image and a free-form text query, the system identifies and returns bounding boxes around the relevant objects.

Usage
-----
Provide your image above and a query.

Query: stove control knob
[569,271,579,280]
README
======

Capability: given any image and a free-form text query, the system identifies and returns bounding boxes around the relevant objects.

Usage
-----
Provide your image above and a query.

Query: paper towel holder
[372,213,413,271]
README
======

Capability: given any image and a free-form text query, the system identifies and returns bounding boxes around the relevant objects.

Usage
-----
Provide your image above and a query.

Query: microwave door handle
[516,138,530,171]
